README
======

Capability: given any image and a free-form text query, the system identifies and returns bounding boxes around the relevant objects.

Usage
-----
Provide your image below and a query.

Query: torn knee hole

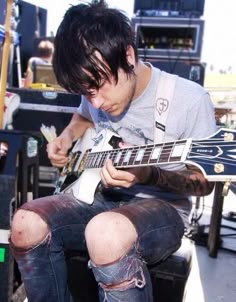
[100,269,146,291]
[11,210,50,249]
[10,231,51,251]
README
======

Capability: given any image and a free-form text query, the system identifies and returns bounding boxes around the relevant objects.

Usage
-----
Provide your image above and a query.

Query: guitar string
[85,142,236,158]
[85,147,176,168]
[66,138,236,172]
[65,152,236,177]
[85,143,236,163]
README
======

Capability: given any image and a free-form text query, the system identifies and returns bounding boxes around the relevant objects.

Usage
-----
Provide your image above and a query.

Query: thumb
[58,143,69,156]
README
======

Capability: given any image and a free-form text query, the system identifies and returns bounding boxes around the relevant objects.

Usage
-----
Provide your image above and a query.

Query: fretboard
[84,139,190,169]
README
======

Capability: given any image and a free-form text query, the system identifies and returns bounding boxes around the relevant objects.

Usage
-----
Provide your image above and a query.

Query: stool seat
[149,238,193,302]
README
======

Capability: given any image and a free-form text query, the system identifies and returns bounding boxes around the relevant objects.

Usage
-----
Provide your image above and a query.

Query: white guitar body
[61,128,120,204]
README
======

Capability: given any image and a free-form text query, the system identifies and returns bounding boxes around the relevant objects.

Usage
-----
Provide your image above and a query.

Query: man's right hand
[47,136,73,168]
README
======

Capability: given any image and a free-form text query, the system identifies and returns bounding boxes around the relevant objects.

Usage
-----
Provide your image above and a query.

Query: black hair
[53,0,138,95]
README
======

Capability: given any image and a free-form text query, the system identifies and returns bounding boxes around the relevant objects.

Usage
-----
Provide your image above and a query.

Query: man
[23,39,54,88]
[10,1,216,301]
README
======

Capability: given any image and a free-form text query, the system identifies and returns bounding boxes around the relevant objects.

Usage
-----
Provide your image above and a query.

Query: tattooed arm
[101,160,214,196]
[144,165,215,197]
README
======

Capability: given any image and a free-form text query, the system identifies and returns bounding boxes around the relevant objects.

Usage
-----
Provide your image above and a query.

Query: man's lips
[102,106,114,112]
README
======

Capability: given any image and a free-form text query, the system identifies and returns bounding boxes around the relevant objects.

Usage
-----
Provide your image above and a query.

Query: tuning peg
[222,180,231,196]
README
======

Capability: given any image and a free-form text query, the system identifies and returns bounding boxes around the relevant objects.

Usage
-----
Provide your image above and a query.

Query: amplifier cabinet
[8,88,81,197]
[0,0,6,25]
[9,88,81,165]
[150,59,205,86]
[133,0,205,18]
[0,175,16,302]
[132,17,204,61]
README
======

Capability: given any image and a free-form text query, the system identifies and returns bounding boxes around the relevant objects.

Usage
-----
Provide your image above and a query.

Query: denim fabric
[10,190,186,302]
[89,247,153,302]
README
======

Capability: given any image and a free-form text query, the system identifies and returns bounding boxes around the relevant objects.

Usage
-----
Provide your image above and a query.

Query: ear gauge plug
[129,64,134,70]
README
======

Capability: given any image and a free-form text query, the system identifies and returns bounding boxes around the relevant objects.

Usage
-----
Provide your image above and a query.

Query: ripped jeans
[89,246,153,302]
[10,190,187,302]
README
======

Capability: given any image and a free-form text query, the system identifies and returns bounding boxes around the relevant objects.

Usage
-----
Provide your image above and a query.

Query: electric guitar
[54,127,236,204]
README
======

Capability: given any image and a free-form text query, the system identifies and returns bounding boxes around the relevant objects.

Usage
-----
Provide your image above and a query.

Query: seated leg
[85,198,185,302]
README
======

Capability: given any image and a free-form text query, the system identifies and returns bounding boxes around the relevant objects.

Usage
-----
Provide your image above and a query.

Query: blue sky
[25,0,236,72]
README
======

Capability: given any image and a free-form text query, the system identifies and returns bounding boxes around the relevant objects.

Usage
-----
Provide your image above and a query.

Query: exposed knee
[85,211,137,265]
[10,209,49,249]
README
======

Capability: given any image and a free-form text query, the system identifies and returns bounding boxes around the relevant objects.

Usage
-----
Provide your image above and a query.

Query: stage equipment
[33,63,61,89]
[150,59,205,86]
[8,87,81,197]
[0,0,7,25]
[0,130,39,302]
[16,0,47,78]
[132,16,204,61]
[134,0,205,18]
[0,174,15,302]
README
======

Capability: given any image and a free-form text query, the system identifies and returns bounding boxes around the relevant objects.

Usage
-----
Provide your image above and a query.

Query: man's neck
[132,61,152,100]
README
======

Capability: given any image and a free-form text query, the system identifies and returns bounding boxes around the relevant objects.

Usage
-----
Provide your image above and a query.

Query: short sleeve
[183,92,216,140]
[77,96,93,121]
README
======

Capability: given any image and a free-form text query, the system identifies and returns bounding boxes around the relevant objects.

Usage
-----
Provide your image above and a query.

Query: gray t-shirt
[77,64,216,215]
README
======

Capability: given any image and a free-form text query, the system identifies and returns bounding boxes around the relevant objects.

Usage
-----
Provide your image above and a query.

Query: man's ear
[126,45,136,66]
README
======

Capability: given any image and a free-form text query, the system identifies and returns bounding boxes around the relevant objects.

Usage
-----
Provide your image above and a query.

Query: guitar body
[58,128,121,204]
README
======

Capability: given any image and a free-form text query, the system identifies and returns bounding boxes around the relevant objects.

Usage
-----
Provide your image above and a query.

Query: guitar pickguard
[56,128,121,204]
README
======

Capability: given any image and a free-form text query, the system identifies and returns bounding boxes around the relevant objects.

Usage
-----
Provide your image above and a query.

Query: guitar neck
[84,139,191,169]
[62,128,236,182]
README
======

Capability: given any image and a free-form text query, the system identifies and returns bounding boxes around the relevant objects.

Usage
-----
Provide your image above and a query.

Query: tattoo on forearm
[147,166,214,196]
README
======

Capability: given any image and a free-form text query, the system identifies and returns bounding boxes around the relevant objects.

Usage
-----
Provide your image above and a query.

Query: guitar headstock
[187,128,236,181]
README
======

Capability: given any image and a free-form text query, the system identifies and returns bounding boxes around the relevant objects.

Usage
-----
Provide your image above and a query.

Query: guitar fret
[170,141,185,162]
[92,152,102,168]
[90,154,97,167]
[100,151,108,167]
[134,146,148,165]
[127,148,137,166]
[92,153,99,167]
[159,143,172,162]
[85,154,91,168]
[135,147,145,161]
[123,149,132,164]
[96,152,102,167]
[111,149,118,165]
[101,151,108,167]
[96,152,103,167]
[136,146,151,165]
[117,150,126,166]
[85,154,92,168]
[114,150,123,165]
[149,145,162,164]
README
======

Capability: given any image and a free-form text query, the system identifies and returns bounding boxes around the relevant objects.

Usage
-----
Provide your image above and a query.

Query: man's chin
[104,108,121,116]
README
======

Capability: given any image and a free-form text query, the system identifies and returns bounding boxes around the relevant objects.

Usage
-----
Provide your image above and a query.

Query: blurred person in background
[23,39,54,88]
